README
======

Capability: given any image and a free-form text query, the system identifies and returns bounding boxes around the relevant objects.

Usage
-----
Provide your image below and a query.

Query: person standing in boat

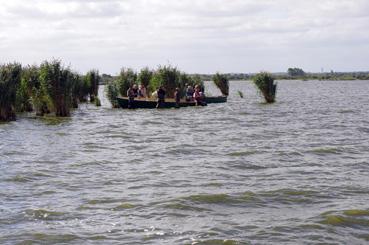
[193,85,204,106]
[132,84,139,98]
[174,87,181,108]
[156,86,166,108]
[186,85,194,101]
[138,84,147,99]
[127,85,136,109]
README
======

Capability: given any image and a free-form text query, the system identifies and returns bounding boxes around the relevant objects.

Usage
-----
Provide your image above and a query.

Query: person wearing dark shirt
[127,85,135,109]
[156,86,166,108]
[174,87,181,108]
[132,84,139,98]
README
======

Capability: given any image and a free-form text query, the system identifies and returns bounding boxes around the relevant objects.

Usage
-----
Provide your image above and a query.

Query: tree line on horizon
[100,68,369,85]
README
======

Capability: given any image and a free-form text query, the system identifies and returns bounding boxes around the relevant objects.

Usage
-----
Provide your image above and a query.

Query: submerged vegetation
[253,72,277,103]
[0,59,101,121]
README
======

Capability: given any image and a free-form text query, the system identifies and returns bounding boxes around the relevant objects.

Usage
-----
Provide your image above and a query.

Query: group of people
[126,83,206,109]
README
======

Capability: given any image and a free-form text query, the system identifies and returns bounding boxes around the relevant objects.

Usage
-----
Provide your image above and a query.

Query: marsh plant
[149,65,180,98]
[39,60,75,117]
[105,81,119,108]
[252,72,277,103]
[85,70,100,102]
[116,68,137,97]
[213,73,229,96]
[0,63,22,121]
[137,67,153,90]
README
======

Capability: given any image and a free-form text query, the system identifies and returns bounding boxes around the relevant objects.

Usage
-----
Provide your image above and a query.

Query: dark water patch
[338,109,356,114]
[177,189,328,208]
[227,162,268,170]
[5,175,34,183]
[320,214,369,227]
[187,194,234,204]
[259,188,325,205]
[15,233,80,244]
[307,147,343,155]
[163,202,210,212]
[188,239,247,245]
[39,116,72,126]
[24,209,69,221]
[228,150,260,157]
[357,127,369,134]
[319,209,369,228]
[112,203,136,211]
[343,209,369,216]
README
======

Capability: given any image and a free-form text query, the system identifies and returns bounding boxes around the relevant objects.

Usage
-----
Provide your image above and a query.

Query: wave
[24,209,67,221]
[307,147,343,155]
[187,239,244,245]
[319,209,369,228]
[16,233,80,244]
[228,150,260,157]
[174,189,323,208]
[112,203,136,211]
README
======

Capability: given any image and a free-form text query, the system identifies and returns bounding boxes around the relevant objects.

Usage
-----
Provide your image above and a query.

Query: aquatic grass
[39,59,74,117]
[16,72,33,113]
[137,67,153,90]
[85,69,100,102]
[149,65,180,98]
[115,68,137,96]
[105,81,119,108]
[94,97,101,107]
[179,73,204,96]
[237,90,244,98]
[0,63,22,121]
[70,73,83,108]
[213,73,229,96]
[252,72,277,103]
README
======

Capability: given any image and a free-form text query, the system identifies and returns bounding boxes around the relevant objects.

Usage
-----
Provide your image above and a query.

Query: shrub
[149,65,180,98]
[137,67,153,90]
[0,63,22,121]
[252,72,277,103]
[39,59,73,117]
[85,70,100,102]
[212,73,229,96]
[105,81,119,108]
[115,68,137,97]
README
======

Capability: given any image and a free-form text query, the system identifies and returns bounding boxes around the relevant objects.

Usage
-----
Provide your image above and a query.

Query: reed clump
[137,67,153,90]
[149,65,180,98]
[0,63,22,121]
[0,59,102,121]
[105,82,119,108]
[213,73,229,96]
[252,72,277,103]
[85,70,100,102]
[116,68,137,97]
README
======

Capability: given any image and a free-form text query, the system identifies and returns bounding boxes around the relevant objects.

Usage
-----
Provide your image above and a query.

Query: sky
[0,0,369,74]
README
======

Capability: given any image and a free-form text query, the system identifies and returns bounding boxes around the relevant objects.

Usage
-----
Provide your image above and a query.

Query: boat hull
[116,96,227,109]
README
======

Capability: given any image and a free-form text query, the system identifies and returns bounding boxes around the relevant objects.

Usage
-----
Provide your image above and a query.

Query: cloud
[0,0,368,73]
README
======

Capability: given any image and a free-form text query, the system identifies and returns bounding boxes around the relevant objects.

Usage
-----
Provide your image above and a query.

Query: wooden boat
[117,96,227,109]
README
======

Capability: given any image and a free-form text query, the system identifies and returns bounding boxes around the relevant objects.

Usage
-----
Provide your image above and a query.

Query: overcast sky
[0,0,368,74]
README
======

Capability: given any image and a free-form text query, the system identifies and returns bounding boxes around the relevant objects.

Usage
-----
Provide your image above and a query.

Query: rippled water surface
[1,80,369,244]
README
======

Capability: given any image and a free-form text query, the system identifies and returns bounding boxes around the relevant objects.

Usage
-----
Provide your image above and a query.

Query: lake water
[1,80,369,244]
